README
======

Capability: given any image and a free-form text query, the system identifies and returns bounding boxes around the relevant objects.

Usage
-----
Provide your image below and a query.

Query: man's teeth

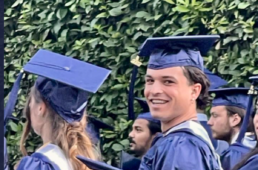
[152,100,166,104]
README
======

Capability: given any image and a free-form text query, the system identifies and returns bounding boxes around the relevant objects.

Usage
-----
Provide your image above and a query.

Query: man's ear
[191,83,202,101]
[229,113,241,127]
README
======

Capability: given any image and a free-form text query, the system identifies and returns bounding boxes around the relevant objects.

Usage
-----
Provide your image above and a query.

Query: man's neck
[229,128,240,144]
[161,108,197,132]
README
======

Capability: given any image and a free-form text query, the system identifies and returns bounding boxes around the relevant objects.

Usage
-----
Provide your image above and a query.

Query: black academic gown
[139,121,221,170]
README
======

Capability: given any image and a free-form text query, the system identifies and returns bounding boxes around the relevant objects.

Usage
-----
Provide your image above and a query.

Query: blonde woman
[4,49,111,170]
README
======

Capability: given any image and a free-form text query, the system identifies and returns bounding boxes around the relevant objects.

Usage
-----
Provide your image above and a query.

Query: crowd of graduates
[4,35,258,170]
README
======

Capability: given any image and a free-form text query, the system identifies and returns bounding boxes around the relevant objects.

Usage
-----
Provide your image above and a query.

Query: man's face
[208,106,232,141]
[128,119,154,157]
[144,67,198,122]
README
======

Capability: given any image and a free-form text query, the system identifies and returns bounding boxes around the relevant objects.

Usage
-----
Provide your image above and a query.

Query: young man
[137,35,222,170]
[208,88,256,148]
[208,87,257,170]
[128,98,161,158]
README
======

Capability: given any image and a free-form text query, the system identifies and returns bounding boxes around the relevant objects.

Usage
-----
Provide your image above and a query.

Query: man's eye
[164,80,173,85]
[145,79,154,83]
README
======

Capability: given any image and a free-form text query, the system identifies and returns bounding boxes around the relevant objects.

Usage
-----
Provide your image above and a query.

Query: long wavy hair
[20,86,98,170]
[232,104,258,170]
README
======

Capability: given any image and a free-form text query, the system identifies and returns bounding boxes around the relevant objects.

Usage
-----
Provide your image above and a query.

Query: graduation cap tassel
[128,65,138,120]
[4,71,24,128]
[236,83,257,143]
[129,56,142,120]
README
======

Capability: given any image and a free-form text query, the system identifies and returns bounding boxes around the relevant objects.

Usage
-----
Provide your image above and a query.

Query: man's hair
[182,66,211,110]
[225,106,245,127]
[147,121,161,135]
[225,105,254,132]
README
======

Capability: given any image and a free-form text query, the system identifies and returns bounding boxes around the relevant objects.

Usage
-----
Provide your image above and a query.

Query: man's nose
[149,81,163,95]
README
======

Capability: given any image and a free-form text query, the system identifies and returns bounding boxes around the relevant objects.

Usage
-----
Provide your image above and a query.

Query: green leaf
[111,84,125,90]
[109,8,123,16]
[238,2,250,9]
[120,139,130,146]
[65,0,76,6]
[142,0,150,3]
[96,12,108,18]
[56,8,68,20]
[164,0,175,4]
[112,143,123,151]
[9,122,18,132]
[174,5,190,12]
[135,11,150,18]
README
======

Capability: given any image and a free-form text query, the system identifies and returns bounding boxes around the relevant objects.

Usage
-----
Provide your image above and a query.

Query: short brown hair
[182,66,211,110]
[225,105,255,132]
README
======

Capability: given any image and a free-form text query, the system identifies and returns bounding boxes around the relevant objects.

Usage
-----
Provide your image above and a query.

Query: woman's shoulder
[16,152,60,170]
[16,143,73,170]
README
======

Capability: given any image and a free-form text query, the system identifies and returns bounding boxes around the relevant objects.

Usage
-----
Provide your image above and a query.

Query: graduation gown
[220,143,251,170]
[16,143,73,170]
[139,120,222,170]
[119,151,141,170]
[238,154,258,170]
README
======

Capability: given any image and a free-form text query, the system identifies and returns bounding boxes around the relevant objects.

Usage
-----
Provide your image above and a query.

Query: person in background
[128,98,161,158]
[120,98,161,170]
[4,49,111,170]
[208,88,256,148]
[232,93,258,170]
[197,68,229,155]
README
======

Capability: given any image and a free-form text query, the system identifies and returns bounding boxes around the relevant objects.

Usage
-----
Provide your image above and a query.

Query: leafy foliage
[4,0,258,168]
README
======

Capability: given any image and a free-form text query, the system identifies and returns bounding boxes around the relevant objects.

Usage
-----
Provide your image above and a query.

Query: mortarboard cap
[4,49,111,124]
[204,68,227,89]
[77,156,121,170]
[138,35,220,71]
[86,115,114,145]
[210,87,250,110]
[136,112,160,125]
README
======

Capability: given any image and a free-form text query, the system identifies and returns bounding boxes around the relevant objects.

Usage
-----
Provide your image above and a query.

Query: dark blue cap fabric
[204,68,227,89]
[86,116,114,145]
[249,76,258,81]
[210,87,250,110]
[138,35,220,71]
[77,156,121,170]
[4,49,111,124]
[137,112,160,125]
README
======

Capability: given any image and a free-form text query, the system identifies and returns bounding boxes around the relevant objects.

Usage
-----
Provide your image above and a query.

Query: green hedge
[4,0,258,168]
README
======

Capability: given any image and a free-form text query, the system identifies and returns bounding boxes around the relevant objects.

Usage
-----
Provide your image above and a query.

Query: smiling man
[137,35,222,170]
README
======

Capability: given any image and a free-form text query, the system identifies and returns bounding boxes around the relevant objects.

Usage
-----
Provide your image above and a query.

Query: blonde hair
[20,86,98,170]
